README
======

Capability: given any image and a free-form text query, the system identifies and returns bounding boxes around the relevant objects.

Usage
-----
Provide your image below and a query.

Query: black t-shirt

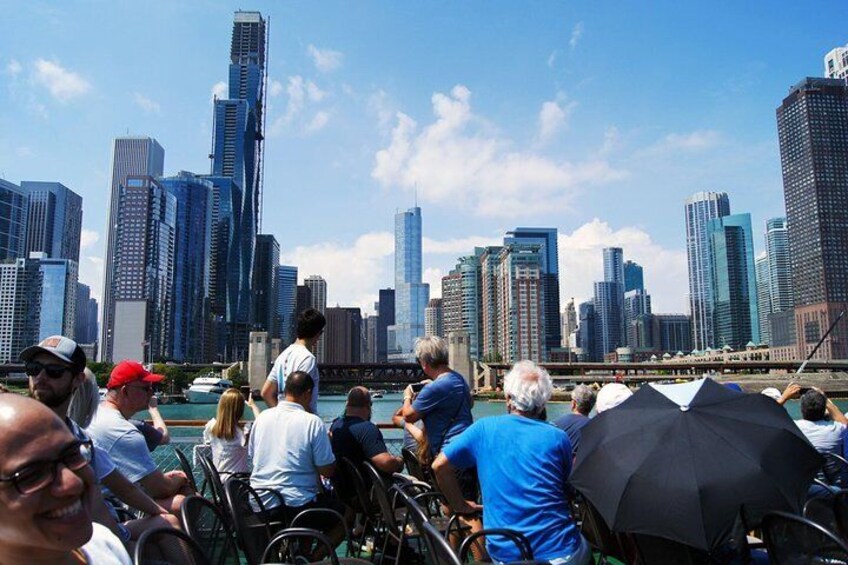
[330,415,389,501]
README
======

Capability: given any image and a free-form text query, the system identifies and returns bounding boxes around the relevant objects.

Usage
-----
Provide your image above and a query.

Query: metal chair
[134,526,210,565]
[197,454,225,508]
[337,457,380,556]
[361,461,406,565]
[458,529,534,563]
[180,495,240,565]
[804,494,839,534]
[822,453,848,490]
[290,507,357,558]
[835,490,848,539]
[223,478,286,565]
[762,510,848,564]
[174,447,200,493]
[261,527,340,565]
[401,447,430,483]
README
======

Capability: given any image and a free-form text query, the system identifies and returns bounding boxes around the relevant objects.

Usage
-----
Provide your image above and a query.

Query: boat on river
[186,376,234,404]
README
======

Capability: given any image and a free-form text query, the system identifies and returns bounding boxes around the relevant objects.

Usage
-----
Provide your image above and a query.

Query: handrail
[152,419,400,429]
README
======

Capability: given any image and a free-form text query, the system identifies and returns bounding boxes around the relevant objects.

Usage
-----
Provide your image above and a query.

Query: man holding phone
[778,382,847,454]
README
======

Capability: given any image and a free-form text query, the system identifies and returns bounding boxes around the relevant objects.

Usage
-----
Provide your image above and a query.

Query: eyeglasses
[0,440,93,495]
[125,384,155,394]
[24,361,71,379]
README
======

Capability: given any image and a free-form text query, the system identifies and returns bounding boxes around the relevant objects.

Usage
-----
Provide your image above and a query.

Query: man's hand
[164,469,187,482]
[453,499,483,515]
[778,383,802,405]
[403,384,415,402]
[148,393,158,409]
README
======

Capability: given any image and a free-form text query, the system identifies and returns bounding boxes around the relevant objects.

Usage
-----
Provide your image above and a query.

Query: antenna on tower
[413,183,418,207]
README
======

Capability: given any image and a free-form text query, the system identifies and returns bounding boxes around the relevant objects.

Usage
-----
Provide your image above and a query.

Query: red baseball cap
[107,360,165,389]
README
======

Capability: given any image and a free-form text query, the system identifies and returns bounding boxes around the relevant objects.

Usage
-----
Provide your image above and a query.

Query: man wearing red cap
[87,361,194,514]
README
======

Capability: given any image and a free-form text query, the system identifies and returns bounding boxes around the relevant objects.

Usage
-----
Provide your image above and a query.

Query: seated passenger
[433,360,591,565]
[0,394,132,564]
[781,383,847,454]
[87,361,193,515]
[204,388,260,476]
[553,384,596,454]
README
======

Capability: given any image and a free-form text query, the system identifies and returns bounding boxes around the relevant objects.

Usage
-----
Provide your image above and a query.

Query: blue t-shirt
[553,413,590,454]
[412,371,473,455]
[443,415,581,563]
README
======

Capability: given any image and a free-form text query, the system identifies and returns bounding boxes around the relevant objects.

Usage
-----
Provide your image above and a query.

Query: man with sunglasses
[0,393,132,564]
[87,360,194,515]
[21,336,180,544]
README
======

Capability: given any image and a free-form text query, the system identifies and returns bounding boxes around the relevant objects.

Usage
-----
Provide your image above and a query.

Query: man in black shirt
[330,387,403,476]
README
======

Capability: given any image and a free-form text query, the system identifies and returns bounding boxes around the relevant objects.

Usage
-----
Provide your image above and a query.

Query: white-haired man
[432,360,591,565]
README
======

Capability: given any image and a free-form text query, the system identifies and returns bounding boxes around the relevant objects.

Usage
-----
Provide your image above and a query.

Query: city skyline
[0,2,844,316]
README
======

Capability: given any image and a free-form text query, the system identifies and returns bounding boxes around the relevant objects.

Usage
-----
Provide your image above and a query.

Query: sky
[0,0,845,316]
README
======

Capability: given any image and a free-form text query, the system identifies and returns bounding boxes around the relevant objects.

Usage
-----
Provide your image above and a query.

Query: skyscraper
[211,11,268,358]
[324,307,361,363]
[504,228,560,359]
[276,265,298,345]
[21,181,82,263]
[479,246,504,361]
[159,172,214,362]
[440,250,483,359]
[32,254,78,341]
[756,253,771,345]
[684,191,731,350]
[708,213,759,350]
[593,281,624,357]
[75,282,98,344]
[101,137,165,361]
[376,288,395,362]
[496,244,544,363]
[0,258,39,363]
[624,289,652,348]
[561,298,577,347]
[603,247,624,286]
[576,301,597,361]
[253,234,280,338]
[765,217,793,332]
[389,207,429,362]
[777,78,848,360]
[623,261,644,292]
[304,275,327,361]
[825,44,848,80]
[425,298,444,337]
[0,179,28,260]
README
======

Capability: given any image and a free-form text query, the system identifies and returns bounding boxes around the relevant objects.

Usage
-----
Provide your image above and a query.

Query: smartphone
[240,385,252,400]
[798,387,812,395]
[411,383,425,393]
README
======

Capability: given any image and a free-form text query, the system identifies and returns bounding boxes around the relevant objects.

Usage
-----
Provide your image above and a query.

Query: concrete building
[756,253,771,345]
[425,298,443,337]
[324,307,362,363]
[765,217,793,350]
[561,298,577,347]
[496,245,544,363]
[479,246,504,361]
[304,275,327,361]
[825,44,848,80]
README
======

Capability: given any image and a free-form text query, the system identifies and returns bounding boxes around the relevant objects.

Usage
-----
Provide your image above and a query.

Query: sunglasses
[24,361,71,379]
[125,384,155,394]
[0,440,93,495]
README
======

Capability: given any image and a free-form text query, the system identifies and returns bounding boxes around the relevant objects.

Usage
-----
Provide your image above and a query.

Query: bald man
[330,386,403,474]
[0,394,131,564]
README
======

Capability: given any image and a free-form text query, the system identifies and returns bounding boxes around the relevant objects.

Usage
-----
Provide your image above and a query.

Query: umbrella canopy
[570,378,823,551]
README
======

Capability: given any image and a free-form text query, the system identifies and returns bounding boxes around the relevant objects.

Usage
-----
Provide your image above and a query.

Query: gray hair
[572,384,596,415]
[503,360,553,414]
[414,336,449,367]
[68,368,100,428]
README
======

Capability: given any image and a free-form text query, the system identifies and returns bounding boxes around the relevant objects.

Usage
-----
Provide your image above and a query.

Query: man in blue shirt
[433,360,591,565]
[553,384,596,455]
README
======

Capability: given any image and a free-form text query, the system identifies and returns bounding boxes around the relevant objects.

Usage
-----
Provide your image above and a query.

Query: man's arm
[778,383,802,406]
[147,396,170,445]
[102,469,169,516]
[371,452,404,474]
[817,387,848,425]
[316,462,336,478]
[401,384,422,422]
[261,379,278,407]
[139,469,190,499]
[431,453,482,514]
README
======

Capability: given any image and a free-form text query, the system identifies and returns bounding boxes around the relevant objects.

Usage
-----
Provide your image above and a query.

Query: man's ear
[72,370,85,390]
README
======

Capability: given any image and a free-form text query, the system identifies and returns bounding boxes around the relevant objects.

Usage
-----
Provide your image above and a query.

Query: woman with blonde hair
[203,388,260,475]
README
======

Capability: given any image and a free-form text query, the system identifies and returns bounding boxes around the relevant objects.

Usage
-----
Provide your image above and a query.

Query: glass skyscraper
[708,213,759,350]
[304,275,327,361]
[276,265,298,345]
[684,191,731,350]
[756,253,771,345]
[389,207,429,362]
[441,249,483,360]
[35,256,78,341]
[624,260,644,292]
[376,288,395,362]
[593,281,624,357]
[254,234,280,337]
[0,179,28,260]
[21,181,82,263]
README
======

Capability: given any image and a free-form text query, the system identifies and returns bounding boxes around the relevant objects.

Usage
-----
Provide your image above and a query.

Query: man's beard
[31,383,74,408]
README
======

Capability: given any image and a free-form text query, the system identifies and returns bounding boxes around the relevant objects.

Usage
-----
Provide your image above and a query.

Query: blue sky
[0,1,844,315]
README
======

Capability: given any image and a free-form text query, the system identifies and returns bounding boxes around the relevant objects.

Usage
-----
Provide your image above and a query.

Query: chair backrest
[180,495,240,565]
[361,461,398,528]
[823,453,848,489]
[261,528,340,565]
[134,526,210,565]
[419,521,462,565]
[223,478,274,565]
[197,454,224,508]
[402,447,428,482]
[762,510,848,564]
[804,495,839,535]
[835,490,848,540]
[175,447,200,493]
[290,507,355,557]
[575,495,629,562]
[458,529,534,563]
[338,457,374,517]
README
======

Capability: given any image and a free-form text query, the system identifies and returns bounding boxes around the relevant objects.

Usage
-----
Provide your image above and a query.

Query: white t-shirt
[248,401,335,508]
[81,522,132,564]
[86,405,157,483]
[796,418,846,454]
[67,417,116,482]
[203,418,249,474]
[267,343,319,414]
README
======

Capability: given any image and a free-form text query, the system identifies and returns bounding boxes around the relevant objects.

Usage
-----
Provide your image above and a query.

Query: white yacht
[186,376,234,404]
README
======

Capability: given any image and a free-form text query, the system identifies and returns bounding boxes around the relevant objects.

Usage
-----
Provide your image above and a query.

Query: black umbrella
[570,378,823,551]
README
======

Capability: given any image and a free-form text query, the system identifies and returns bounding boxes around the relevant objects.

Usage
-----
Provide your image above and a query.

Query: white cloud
[600,126,621,156]
[423,268,444,300]
[7,59,22,75]
[372,85,626,217]
[210,81,227,103]
[305,111,330,133]
[270,76,328,135]
[558,219,688,313]
[368,89,396,132]
[133,92,160,113]
[547,51,558,68]
[307,44,343,73]
[639,129,722,157]
[80,229,100,249]
[538,97,577,142]
[269,80,283,97]
[280,232,394,314]
[32,59,90,102]
[423,235,500,255]
[15,146,32,157]
[78,256,104,305]
[569,22,584,49]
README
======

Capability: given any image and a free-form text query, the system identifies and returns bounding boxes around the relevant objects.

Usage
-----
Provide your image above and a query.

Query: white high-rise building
[825,44,848,80]
[755,253,771,345]
[304,275,327,362]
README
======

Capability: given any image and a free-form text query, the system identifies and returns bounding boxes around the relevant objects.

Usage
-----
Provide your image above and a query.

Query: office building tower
[304,275,327,361]
[440,250,483,359]
[652,314,692,353]
[425,298,444,337]
[0,259,38,362]
[389,207,429,362]
[211,11,268,356]
[442,272,461,337]
[479,246,504,361]
[364,315,378,362]
[159,172,214,362]
[624,289,652,348]
[504,228,560,359]
[295,285,312,318]
[624,260,644,292]
[576,301,597,361]
[764,217,793,345]
[0,179,28,260]
[777,78,848,360]
[756,254,771,345]
[603,247,624,286]
[376,288,395,362]
[76,283,92,343]
[497,244,544,363]
[707,213,759,350]
[21,181,82,262]
[110,176,176,363]
[600,246,626,350]
[825,44,848,80]
[324,307,362,363]
[101,137,165,361]
[254,234,279,338]
[276,265,298,345]
[32,254,78,341]
[594,281,625,357]
[561,298,577,347]
[684,191,731,350]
